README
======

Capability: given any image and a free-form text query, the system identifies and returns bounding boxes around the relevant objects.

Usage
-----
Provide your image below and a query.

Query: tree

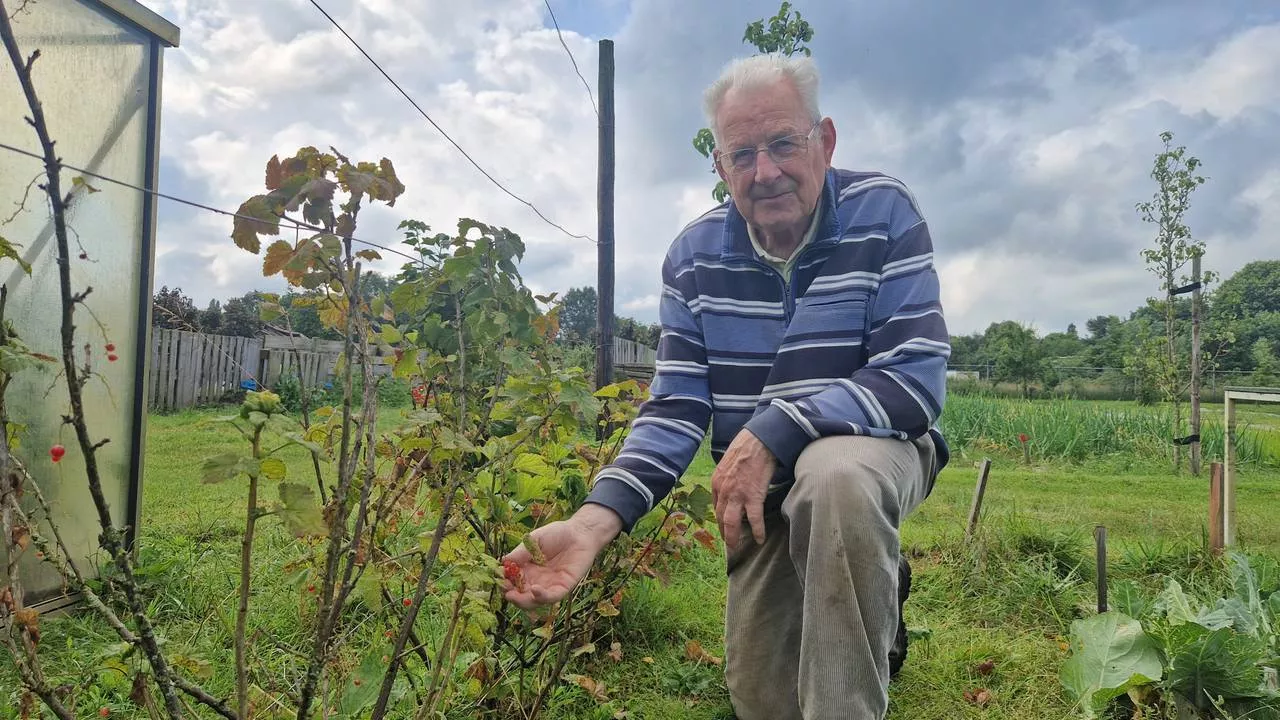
[1249,337,1280,387]
[198,299,223,334]
[1208,260,1280,371]
[152,285,198,330]
[1041,325,1085,359]
[986,321,1049,397]
[557,286,598,344]
[1135,130,1207,471]
[222,291,263,337]
[693,2,815,203]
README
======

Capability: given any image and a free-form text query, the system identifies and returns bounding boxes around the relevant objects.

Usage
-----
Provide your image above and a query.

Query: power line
[0,140,424,266]
[543,0,598,118]
[307,0,596,244]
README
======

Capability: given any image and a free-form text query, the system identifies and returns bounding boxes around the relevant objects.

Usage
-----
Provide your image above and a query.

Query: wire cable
[542,0,598,118]
[0,140,425,266]
[307,0,596,244]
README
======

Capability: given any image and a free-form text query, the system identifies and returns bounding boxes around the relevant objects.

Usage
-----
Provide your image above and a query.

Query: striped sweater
[585,169,951,531]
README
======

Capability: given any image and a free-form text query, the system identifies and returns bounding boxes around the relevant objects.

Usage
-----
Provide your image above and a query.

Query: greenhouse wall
[1,0,178,608]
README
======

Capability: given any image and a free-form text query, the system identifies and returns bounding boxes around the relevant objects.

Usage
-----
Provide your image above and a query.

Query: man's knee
[786,435,919,524]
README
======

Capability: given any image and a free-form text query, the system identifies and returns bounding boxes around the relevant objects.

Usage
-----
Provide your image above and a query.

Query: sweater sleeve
[582,259,713,532]
[744,218,950,471]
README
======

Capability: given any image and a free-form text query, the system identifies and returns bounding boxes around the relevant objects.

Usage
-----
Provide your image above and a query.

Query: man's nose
[753,151,783,184]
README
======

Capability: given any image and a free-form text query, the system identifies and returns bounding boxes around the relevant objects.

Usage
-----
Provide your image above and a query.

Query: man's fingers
[745,495,766,546]
[721,500,742,550]
[502,546,532,565]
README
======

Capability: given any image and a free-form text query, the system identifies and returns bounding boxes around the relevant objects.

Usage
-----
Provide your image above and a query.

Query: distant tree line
[950,260,1280,398]
[153,261,1278,399]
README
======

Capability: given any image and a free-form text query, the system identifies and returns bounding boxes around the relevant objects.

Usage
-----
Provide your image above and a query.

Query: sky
[133,0,1280,337]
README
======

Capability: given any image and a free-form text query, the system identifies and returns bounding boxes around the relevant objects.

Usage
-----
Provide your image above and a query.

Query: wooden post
[964,459,992,543]
[1095,525,1108,613]
[1190,254,1202,476]
[1209,461,1223,556]
[594,38,615,395]
[1224,393,1237,547]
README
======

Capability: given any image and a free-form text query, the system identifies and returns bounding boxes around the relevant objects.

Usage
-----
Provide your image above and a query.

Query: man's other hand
[500,504,622,609]
[712,429,777,551]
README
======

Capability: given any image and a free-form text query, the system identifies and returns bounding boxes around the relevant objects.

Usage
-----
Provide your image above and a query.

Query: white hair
[702,53,822,144]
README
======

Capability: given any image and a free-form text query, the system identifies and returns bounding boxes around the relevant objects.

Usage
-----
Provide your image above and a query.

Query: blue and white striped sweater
[586,169,952,531]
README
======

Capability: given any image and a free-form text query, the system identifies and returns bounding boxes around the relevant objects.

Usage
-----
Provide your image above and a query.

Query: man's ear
[713,152,728,184]
[820,117,837,166]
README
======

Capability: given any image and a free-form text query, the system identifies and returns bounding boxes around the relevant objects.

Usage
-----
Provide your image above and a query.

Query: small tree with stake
[1135,130,1208,473]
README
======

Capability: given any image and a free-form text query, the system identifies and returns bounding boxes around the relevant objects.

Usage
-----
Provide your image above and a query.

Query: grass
[4,399,1280,719]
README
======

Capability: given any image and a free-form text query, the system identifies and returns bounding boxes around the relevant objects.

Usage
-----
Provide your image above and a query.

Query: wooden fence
[149,329,394,411]
[150,328,261,411]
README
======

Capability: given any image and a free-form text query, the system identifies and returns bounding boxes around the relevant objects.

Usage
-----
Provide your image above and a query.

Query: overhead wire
[0,140,425,266]
[307,0,596,244]
[542,0,598,118]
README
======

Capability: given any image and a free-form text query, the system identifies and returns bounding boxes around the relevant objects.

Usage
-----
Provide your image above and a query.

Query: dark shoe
[888,553,911,678]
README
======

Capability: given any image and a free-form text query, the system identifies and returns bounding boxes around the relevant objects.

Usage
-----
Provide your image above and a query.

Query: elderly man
[503,53,950,719]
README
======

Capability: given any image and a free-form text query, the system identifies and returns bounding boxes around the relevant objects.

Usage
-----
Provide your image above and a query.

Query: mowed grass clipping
[3,399,1279,719]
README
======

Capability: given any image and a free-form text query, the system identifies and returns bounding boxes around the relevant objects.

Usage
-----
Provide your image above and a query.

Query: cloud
[132,0,1280,339]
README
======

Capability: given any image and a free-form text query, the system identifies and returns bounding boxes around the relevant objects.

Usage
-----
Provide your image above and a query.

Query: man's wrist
[572,503,624,548]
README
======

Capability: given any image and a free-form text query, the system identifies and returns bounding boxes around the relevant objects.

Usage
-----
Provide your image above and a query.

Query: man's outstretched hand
[712,429,777,551]
[501,503,623,610]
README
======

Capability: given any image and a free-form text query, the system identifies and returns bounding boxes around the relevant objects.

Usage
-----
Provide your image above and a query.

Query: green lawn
[5,402,1279,719]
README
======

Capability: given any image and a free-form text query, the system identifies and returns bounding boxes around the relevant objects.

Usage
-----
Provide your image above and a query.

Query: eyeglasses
[715,122,820,176]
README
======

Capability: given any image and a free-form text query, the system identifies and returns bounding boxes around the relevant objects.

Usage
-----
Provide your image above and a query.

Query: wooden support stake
[1209,461,1224,556]
[964,459,992,543]
[1095,525,1108,614]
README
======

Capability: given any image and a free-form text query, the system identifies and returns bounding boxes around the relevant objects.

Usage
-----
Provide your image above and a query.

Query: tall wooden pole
[595,39,615,394]
[1190,254,1202,475]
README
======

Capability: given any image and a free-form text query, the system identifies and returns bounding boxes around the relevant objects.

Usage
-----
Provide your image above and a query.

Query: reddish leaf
[684,640,721,666]
[265,155,284,190]
[566,674,608,703]
[963,688,992,707]
[607,641,623,663]
[262,240,294,277]
[692,528,718,552]
[976,659,995,676]
[11,524,30,552]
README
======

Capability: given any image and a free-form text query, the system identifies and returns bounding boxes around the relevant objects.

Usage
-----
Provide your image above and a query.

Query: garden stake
[1209,462,1224,556]
[1095,525,1108,613]
[965,459,992,544]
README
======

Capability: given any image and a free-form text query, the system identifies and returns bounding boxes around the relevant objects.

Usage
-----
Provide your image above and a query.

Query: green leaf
[1059,612,1162,718]
[1160,622,1269,705]
[1211,598,1256,635]
[337,651,384,717]
[681,484,713,524]
[0,235,31,275]
[1160,579,1199,626]
[380,325,402,344]
[201,453,256,484]
[1109,580,1152,621]
[258,300,285,324]
[231,195,281,253]
[277,482,326,537]
[259,457,287,481]
[282,432,324,454]
[1230,552,1273,637]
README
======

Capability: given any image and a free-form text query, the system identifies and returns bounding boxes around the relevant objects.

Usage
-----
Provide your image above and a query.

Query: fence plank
[161,328,176,410]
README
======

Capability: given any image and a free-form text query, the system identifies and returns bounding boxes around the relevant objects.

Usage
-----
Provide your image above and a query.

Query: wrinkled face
[713,78,836,234]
